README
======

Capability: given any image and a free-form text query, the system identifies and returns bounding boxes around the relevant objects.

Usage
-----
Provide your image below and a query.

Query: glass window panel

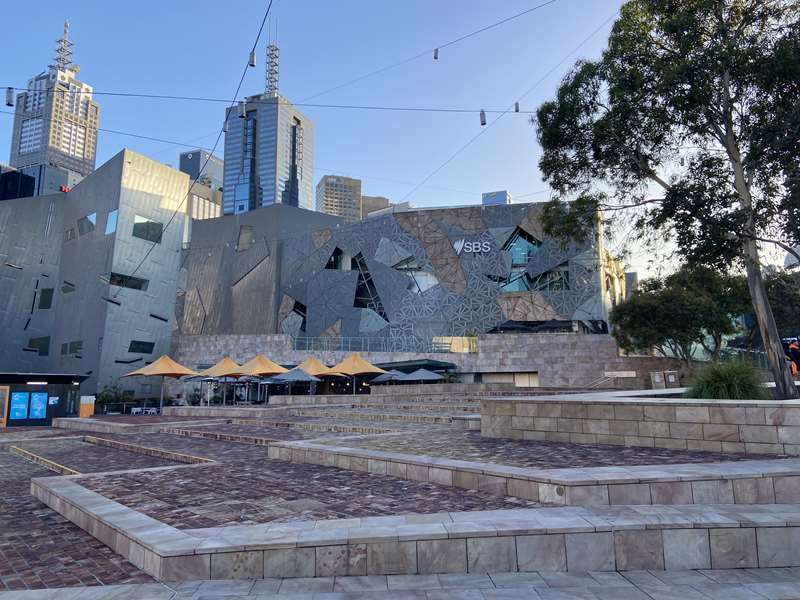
[109,272,149,291]
[128,340,155,354]
[64,228,76,242]
[38,288,54,309]
[27,336,50,356]
[132,215,163,243]
[77,212,96,236]
[237,225,254,251]
[105,209,118,235]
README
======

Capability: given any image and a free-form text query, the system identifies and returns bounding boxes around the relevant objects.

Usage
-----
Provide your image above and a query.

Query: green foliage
[95,384,132,404]
[766,271,800,338]
[611,265,748,364]
[686,360,772,400]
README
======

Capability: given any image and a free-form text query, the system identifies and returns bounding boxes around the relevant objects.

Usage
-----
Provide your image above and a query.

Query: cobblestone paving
[315,429,780,468]
[241,414,440,432]
[14,439,179,473]
[88,415,228,424]
[0,450,151,591]
[0,428,82,444]
[77,437,536,529]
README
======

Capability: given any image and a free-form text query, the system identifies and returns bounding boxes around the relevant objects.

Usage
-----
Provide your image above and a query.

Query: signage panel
[9,392,29,420]
[29,392,48,419]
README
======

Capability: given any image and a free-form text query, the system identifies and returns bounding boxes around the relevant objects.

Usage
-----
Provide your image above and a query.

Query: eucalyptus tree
[536,0,800,397]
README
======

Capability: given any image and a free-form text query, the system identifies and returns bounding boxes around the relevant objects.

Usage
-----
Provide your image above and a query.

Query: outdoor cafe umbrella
[400,368,444,383]
[240,354,288,402]
[201,357,245,404]
[372,369,405,384]
[330,353,387,395]
[296,356,342,377]
[273,368,321,395]
[122,355,199,412]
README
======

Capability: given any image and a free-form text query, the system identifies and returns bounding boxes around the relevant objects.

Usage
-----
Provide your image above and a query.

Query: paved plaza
[3,392,800,597]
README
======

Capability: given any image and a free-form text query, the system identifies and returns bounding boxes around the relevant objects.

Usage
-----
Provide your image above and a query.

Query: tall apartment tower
[179,149,224,190]
[316,175,362,224]
[9,22,100,195]
[222,44,314,214]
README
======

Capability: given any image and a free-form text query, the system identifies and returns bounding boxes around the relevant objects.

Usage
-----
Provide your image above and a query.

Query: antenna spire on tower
[51,19,74,71]
[266,42,279,97]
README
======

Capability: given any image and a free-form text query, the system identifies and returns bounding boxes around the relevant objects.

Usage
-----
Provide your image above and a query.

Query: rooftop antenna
[266,37,279,97]
[51,20,74,71]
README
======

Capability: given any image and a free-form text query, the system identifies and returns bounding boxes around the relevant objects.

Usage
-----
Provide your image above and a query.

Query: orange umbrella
[329,354,387,395]
[297,356,344,377]
[240,354,288,377]
[122,355,199,411]
[201,357,244,404]
[241,354,288,404]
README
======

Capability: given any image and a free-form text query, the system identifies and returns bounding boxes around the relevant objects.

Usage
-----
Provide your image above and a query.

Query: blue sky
[0,0,624,209]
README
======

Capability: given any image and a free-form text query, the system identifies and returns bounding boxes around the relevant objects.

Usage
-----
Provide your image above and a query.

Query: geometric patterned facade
[181,203,620,342]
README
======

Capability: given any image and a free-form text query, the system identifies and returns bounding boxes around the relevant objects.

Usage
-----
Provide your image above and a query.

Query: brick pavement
[169,423,351,444]
[314,429,780,468]
[77,452,537,529]
[0,450,151,592]
[13,439,179,473]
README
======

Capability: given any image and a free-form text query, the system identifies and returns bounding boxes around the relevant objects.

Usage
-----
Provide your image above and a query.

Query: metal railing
[291,336,478,354]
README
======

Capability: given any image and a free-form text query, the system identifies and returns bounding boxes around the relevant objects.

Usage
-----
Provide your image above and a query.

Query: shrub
[686,360,773,400]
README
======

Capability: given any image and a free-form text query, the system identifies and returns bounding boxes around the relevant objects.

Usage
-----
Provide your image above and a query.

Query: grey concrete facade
[0,149,188,396]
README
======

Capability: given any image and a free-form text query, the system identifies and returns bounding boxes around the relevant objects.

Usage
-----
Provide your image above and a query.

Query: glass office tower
[222,94,315,214]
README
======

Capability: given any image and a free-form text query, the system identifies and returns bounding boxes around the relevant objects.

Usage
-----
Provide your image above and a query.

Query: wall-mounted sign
[9,392,29,420]
[49,396,60,405]
[453,239,492,256]
[29,392,48,419]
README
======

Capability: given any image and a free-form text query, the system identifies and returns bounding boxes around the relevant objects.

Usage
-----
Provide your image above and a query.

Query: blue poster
[29,392,47,419]
[9,392,29,420]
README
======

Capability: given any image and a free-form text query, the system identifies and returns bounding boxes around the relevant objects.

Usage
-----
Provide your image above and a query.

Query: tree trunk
[742,239,798,399]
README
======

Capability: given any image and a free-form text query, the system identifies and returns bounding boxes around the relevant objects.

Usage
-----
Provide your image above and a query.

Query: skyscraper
[179,149,224,190]
[316,175,362,224]
[222,44,314,214]
[9,22,100,195]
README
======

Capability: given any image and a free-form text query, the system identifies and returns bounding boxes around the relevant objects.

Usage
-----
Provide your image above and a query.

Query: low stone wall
[31,475,800,580]
[482,395,800,455]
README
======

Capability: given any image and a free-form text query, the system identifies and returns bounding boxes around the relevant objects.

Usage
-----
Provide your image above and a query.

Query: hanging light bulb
[249,50,257,68]
[479,110,487,126]
[433,48,439,60]
[5,87,13,108]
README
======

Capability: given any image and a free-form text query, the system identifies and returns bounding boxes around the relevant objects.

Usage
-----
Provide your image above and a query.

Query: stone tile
[744,582,800,599]
[517,534,567,572]
[210,551,263,580]
[675,407,710,423]
[710,528,758,569]
[278,576,335,593]
[608,484,651,505]
[388,574,442,590]
[367,541,418,575]
[733,478,776,504]
[708,407,746,425]
[316,545,349,577]
[565,532,614,571]
[466,537,517,573]
[614,530,664,571]
[692,582,771,599]
[739,426,779,444]
[249,578,282,594]
[773,476,800,503]
[160,554,210,581]
[539,571,597,587]
[490,572,547,588]
[333,575,389,592]
[193,579,256,595]
[638,584,712,600]
[348,544,368,576]
[662,529,711,570]
[703,424,739,442]
[566,485,609,507]
[264,547,315,578]
[417,539,467,574]
[437,573,496,589]
[650,481,693,505]
[691,480,734,504]
[756,527,800,568]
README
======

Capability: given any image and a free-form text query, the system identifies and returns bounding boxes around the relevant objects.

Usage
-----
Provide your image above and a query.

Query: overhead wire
[398,10,620,204]
[111,0,276,299]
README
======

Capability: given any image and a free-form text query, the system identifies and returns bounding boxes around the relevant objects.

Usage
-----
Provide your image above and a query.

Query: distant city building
[361,195,393,219]
[0,164,35,200]
[179,149,223,190]
[183,181,223,244]
[8,22,99,196]
[482,190,512,206]
[787,248,799,271]
[222,44,314,214]
[316,175,362,224]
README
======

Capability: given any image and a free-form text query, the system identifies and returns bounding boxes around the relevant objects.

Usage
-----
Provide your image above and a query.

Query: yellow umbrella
[240,354,288,404]
[240,354,288,376]
[122,355,199,411]
[329,353,387,395]
[201,357,244,404]
[297,356,343,377]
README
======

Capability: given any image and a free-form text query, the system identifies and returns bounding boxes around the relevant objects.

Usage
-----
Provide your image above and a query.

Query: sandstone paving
[3,569,800,599]
[0,450,151,592]
[168,423,358,443]
[316,430,780,469]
